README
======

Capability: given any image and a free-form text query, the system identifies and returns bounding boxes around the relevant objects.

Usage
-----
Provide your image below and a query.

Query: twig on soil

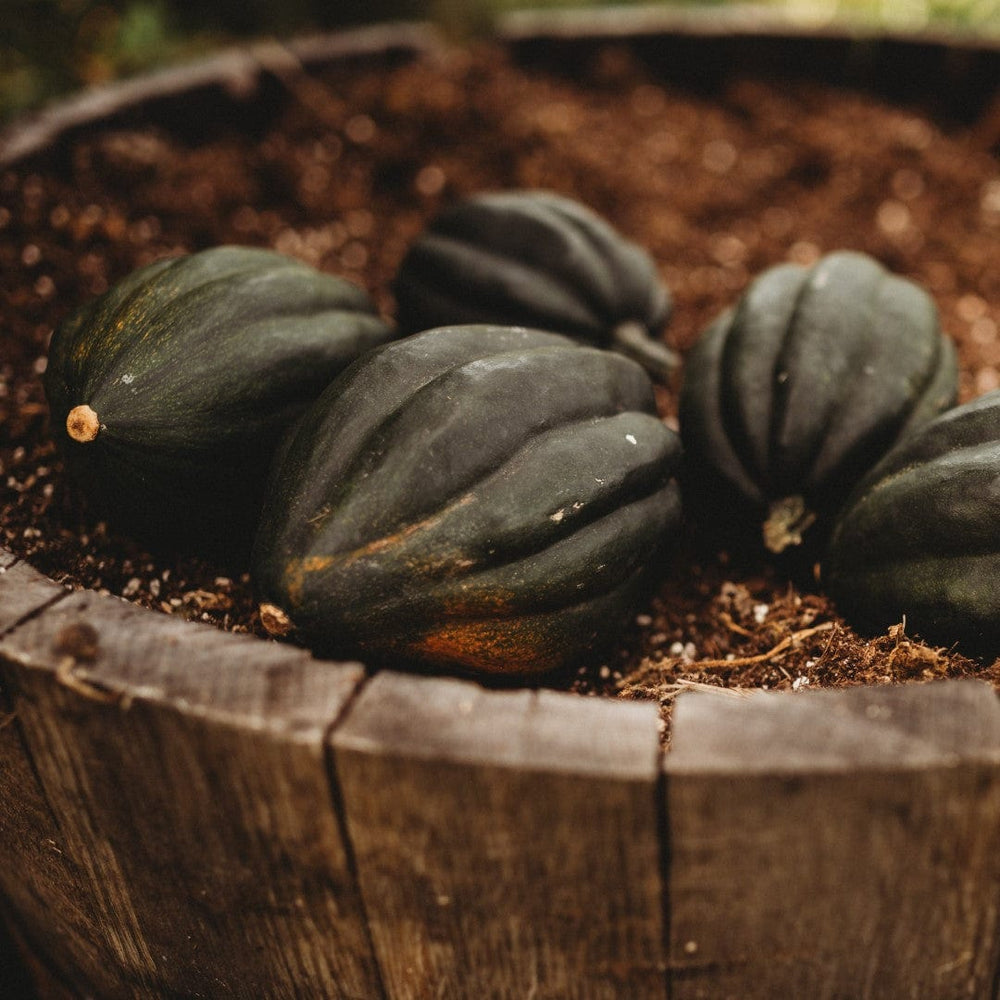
[694,621,835,672]
[719,611,755,638]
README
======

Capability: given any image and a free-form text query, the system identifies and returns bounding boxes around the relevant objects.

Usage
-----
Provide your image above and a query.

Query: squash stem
[763,495,817,553]
[259,603,295,637]
[611,321,680,381]
[66,404,100,443]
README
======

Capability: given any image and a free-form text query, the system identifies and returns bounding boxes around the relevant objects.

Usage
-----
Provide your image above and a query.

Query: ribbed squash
[392,189,679,379]
[44,245,395,555]
[825,390,1000,656]
[252,325,683,676]
[678,250,958,553]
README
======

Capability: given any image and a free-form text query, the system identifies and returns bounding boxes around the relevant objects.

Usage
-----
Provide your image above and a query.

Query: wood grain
[332,669,666,1000]
[0,553,66,634]
[665,679,1000,999]
[0,912,75,1000]
[0,913,35,1000]
[0,553,90,997]
[0,677,114,998]
[0,584,382,999]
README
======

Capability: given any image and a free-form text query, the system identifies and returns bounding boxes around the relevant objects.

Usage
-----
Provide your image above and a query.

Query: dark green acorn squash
[44,245,395,555]
[825,390,1000,657]
[392,189,679,379]
[252,324,683,676]
[678,250,958,554]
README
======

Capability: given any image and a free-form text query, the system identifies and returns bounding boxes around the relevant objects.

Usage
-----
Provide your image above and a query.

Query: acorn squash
[252,324,683,676]
[678,250,958,553]
[44,245,395,555]
[392,190,679,379]
[824,390,1000,656]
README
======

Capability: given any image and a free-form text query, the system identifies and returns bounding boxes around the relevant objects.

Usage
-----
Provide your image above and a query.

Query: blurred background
[3,0,1000,122]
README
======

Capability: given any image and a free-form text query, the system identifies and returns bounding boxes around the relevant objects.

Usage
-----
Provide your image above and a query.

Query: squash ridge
[720,262,808,492]
[430,191,622,309]
[294,484,678,626]
[253,328,581,558]
[687,310,768,502]
[801,266,950,494]
[69,252,379,405]
[539,193,669,326]
[767,252,882,494]
[276,345,658,557]
[396,232,612,337]
[314,413,679,580]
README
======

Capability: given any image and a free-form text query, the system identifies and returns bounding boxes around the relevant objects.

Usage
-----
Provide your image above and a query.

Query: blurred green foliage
[2,0,999,123]
[0,0,515,119]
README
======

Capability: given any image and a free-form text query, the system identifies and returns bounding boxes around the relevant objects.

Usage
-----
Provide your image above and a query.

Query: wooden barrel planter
[3,11,1000,998]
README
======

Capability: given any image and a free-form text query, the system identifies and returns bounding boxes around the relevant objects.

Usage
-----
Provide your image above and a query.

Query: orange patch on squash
[283,554,335,606]
[410,619,564,675]
[334,495,476,569]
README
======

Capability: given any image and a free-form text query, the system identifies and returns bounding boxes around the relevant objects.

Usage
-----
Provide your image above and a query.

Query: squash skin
[824,390,1000,656]
[392,190,678,378]
[44,245,395,555]
[252,324,684,675]
[678,251,958,553]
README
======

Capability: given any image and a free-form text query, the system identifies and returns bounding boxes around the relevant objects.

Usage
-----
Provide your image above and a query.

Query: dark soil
[3,38,999,737]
